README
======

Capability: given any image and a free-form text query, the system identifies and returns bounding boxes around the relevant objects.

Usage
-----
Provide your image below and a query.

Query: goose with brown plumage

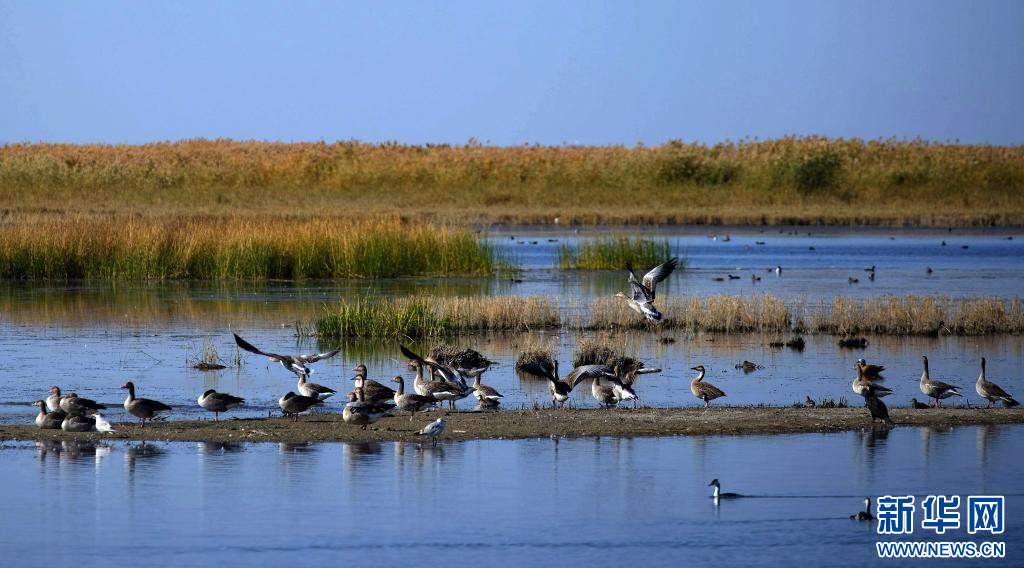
[45,386,63,413]
[918,356,962,407]
[59,393,107,416]
[690,365,726,409]
[351,364,397,404]
[852,362,893,399]
[470,368,503,403]
[975,357,1019,408]
[197,389,246,421]
[61,414,96,433]
[32,400,65,429]
[614,258,678,322]
[342,388,392,429]
[391,376,437,421]
[297,374,336,401]
[278,391,323,419]
[121,381,172,427]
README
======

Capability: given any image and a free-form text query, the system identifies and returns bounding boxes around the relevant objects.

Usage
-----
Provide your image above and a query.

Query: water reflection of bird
[614,258,678,322]
[919,356,962,407]
[415,418,446,446]
[690,365,726,409]
[708,479,741,499]
[234,333,339,378]
[850,498,875,521]
[975,357,1019,408]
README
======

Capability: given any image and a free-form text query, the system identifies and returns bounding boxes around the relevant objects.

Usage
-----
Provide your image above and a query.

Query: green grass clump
[558,237,673,270]
[0,215,497,280]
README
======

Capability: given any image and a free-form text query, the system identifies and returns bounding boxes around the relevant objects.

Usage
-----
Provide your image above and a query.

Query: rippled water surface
[2,427,1021,567]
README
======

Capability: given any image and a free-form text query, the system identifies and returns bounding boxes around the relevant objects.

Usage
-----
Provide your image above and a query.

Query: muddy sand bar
[4,407,1023,444]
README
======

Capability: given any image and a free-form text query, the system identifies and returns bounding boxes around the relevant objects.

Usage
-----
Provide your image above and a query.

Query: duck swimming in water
[708,479,741,499]
[850,497,875,521]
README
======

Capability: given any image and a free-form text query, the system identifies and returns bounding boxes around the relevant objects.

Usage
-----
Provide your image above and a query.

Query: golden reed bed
[1,137,1022,226]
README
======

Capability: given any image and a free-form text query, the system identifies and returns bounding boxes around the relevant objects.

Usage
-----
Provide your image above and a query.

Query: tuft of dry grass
[809,296,1024,335]
[572,338,644,372]
[2,138,1023,226]
[0,215,497,280]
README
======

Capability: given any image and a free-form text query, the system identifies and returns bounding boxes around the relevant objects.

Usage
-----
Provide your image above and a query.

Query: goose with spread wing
[520,360,573,409]
[614,258,678,322]
[234,333,339,378]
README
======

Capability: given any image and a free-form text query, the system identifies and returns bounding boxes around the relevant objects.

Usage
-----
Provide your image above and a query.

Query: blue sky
[1,0,1022,145]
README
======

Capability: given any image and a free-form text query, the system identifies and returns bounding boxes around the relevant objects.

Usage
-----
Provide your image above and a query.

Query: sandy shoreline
[3,407,1022,444]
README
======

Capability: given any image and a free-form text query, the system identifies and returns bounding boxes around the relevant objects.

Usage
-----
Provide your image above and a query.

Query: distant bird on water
[614,258,678,322]
[708,479,741,500]
[234,333,340,378]
[850,498,875,521]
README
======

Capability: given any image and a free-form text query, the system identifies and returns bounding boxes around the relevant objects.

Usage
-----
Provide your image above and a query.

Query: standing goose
[61,414,96,433]
[351,364,397,404]
[690,365,726,409]
[46,386,64,413]
[32,400,65,429]
[591,377,619,409]
[234,333,340,378]
[850,498,875,521]
[391,376,437,421]
[857,359,885,380]
[409,359,463,409]
[609,366,661,407]
[470,368,503,403]
[121,382,172,427]
[852,363,893,399]
[277,391,323,420]
[975,357,1019,408]
[342,388,392,430]
[59,393,107,416]
[910,398,930,409]
[865,393,894,427]
[614,258,678,322]
[919,356,962,407]
[708,479,741,499]
[297,374,336,401]
[415,417,446,446]
[197,389,246,421]
[563,364,617,408]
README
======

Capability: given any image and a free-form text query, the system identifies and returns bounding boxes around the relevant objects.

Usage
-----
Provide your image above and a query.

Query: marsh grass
[0,215,497,280]
[572,338,644,371]
[312,294,1022,337]
[2,138,1022,226]
[187,336,227,370]
[313,296,560,338]
[557,237,673,270]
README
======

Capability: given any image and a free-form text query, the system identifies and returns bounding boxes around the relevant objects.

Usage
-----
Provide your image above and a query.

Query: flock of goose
[28,258,1020,443]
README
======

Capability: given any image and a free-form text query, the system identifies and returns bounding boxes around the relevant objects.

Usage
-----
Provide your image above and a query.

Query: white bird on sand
[415,417,446,446]
[94,413,115,433]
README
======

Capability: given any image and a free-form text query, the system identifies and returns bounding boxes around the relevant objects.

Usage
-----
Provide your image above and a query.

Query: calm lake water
[2,426,1021,567]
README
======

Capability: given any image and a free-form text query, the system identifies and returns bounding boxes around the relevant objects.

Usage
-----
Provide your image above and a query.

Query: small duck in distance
[614,258,678,322]
[850,498,875,521]
[708,479,741,500]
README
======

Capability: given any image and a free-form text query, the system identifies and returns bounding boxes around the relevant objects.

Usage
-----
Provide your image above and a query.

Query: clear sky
[1,0,1022,145]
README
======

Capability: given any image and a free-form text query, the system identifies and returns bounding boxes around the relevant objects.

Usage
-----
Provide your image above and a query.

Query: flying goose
[297,374,336,401]
[864,393,894,427]
[918,356,962,407]
[342,388,392,429]
[32,400,65,429]
[277,391,323,419]
[59,393,107,416]
[614,258,678,322]
[61,414,96,433]
[45,386,64,413]
[234,333,340,378]
[351,364,397,403]
[121,382,172,427]
[852,363,892,399]
[391,376,437,421]
[415,417,446,446]
[470,368,503,403]
[975,357,1019,408]
[708,479,741,499]
[690,365,726,409]
[856,358,885,380]
[850,498,875,521]
[197,389,246,421]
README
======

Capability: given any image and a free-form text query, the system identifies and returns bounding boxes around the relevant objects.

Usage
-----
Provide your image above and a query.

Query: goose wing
[234,333,284,360]
[400,344,424,363]
[211,392,246,405]
[982,380,1013,399]
[518,361,554,380]
[929,378,961,393]
[626,366,661,385]
[642,258,678,300]
[566,364,615,389]
[295,349,341,363]
[627,265,653,302]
